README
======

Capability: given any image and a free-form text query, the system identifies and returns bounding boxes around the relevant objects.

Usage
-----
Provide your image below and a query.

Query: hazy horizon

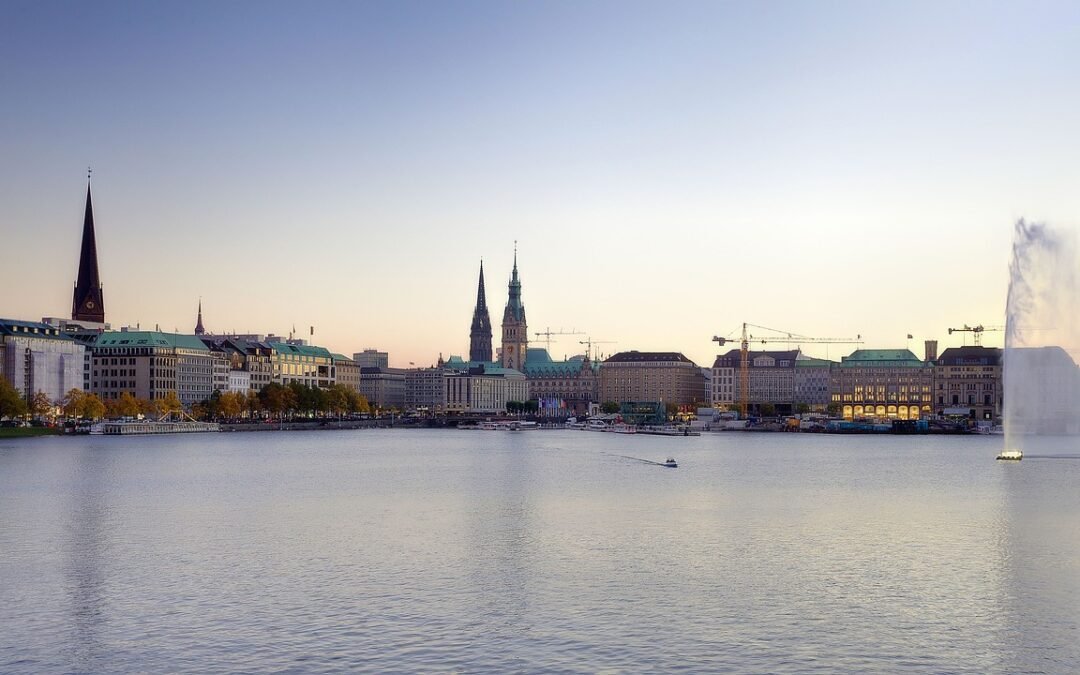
[3,1,1079,367]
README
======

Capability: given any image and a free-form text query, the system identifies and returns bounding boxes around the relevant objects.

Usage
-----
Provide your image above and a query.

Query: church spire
[195,298,205,335]
[469,260,493,362]
[72,170,105,323]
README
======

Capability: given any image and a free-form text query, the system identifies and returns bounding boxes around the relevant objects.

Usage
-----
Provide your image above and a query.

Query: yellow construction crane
[713,323,863,418]
[534,327,584,352]
[579,338,616,361]
[947,324,1003,347]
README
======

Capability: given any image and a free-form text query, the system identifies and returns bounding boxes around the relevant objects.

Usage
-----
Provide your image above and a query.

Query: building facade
[934,346,1002,421]
[353,349,389,369]
[443,363,529,414]
[405,366,446,414]
[0,319,86,405]
[333,354,361,394]
[793,356,834,412]
[359,366,407,410]
[90,331,224,407]
[269,342,334,388]
[711,349,799,413]
[600,351,705,407]
[523,347,599,416]
[830,349,933,420]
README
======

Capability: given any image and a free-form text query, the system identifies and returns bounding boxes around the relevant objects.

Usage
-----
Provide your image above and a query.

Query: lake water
[1,430,1078,673]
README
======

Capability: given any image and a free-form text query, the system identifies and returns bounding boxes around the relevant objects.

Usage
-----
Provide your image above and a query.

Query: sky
[2,1,1079,367]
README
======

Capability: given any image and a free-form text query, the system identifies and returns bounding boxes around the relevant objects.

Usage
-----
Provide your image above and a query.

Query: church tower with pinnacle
[500,244,528,371]
[194,299,206,335]
[468,261,492,362]
[72,171,105,323]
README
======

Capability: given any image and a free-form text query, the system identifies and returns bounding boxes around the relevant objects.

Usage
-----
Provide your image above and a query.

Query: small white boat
[610,423,637,434]
[996,449,1023,461]
[585,420,609,432]
[661,457,678,468]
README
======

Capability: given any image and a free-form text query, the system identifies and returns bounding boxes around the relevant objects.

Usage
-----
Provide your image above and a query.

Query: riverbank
[0,426,62,438]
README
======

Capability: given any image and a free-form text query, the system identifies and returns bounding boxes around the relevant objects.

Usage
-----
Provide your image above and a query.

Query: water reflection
[62,446,113,672]
[996,435,1080,672]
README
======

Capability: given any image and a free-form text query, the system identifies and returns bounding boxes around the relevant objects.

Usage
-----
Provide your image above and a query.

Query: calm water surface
[1,430,1078,673]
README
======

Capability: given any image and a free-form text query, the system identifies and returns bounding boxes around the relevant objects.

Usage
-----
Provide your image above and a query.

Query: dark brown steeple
[195,298,205,335]
[469,260,493,362]
[72,172,105,323]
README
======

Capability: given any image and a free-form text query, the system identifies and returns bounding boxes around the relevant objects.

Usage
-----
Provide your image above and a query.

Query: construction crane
[713,323,863,419]
[579,338,616,361]
[534,327,584,352]
[947,324,1003,346]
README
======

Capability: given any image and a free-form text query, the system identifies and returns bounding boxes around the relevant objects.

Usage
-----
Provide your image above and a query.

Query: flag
[907,334,913,339]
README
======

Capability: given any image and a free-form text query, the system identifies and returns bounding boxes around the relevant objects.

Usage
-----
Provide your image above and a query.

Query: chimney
[924,339,938,363]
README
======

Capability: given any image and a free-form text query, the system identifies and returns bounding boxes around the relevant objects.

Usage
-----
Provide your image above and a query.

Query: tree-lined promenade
[0,378,370,426]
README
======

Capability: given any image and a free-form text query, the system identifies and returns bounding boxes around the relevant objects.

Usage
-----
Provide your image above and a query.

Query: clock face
[86,301,95,309]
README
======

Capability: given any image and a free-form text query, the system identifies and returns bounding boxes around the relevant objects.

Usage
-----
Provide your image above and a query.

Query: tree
[115,392,141,418]
[795,403,811,415]
[81,393,106,420]
[218,391,244,419]
[156,388,183,416]
[601,401,620,414]
[759,403,776,418]
[62,389,85,419]
[826,402,841,417]
[260,383,289,418]
[0,379,28,419]
[325,385,350,417]
[31,391,53,419]
[246,390,262,418]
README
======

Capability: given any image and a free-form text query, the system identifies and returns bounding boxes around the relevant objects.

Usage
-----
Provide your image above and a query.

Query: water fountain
[1001,220,1080,459]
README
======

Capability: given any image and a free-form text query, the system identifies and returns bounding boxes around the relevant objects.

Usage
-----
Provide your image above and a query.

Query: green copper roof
[331,353,355,363]
[267,342,332,359]
[95,331,209,350]
[442,355,524,377]
[523,348,598,377]
[839,349,926,367]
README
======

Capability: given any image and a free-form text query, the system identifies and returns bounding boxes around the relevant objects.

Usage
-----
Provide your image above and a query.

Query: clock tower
[500,244,528,371]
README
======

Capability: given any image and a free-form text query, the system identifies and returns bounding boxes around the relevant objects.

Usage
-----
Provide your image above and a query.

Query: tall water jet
[1003,220,1080,457]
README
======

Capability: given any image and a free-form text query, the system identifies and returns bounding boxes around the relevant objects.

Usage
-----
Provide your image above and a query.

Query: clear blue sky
[2,1,1079,366]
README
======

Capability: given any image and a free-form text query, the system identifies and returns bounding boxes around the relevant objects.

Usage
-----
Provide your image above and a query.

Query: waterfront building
[830,349,933,420]
[333,354,361,394]
[793,355,835,412]
[41,317,110,391]
[201,338,229,393]
[934,346,1002,421]
[522,347,599,416]
[469,261,493,362]
[442,357,528,414]
[71,176,105,324]
[353,349,389,369]
[500,248,528,372]
[90,330,221,407]
[228,369,251,394]
[0,318,86,404]
[711,349,800,414]
[600,351,705,407]
[359,366,407,410]
[268,342,334,389]
[405,366,446,414]
[221,339,273,392]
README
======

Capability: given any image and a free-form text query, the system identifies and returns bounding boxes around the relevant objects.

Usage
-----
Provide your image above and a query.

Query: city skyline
[4,2,1080,366]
